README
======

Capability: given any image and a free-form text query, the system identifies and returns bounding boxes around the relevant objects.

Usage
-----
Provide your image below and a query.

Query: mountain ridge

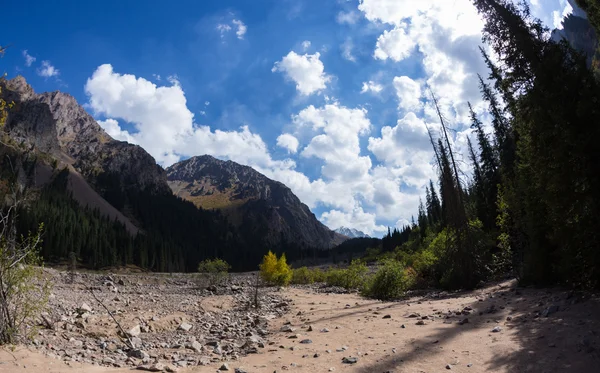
[166,154,347,249]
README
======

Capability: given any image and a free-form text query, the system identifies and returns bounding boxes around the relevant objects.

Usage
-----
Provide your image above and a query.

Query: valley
[1,273,598,373]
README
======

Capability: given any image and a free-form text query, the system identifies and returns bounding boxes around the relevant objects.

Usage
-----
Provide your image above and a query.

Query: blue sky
[2,0,574,236]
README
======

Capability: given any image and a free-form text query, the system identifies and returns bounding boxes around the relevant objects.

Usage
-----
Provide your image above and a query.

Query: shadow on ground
[350,280,600,373]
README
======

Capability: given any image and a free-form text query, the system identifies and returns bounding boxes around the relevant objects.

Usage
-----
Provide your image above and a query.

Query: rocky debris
[300,339,312,344]
[280,325,295,332]
[416,320,426,325]
[177,322,192,332]
[342,357,358,364]
[219,363,230,370]
[26,270,291,369]
[491,326,502,333]
[383,314,392,319]
[459,318,469,325]
[128,325,142,337]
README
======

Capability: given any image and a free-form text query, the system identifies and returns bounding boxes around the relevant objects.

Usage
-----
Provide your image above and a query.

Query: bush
[0,221,51,344]
[259,251,292,286]
[363,259,413,300]
[197,258,230,286]
[291,266,314,284]
[324,260,368,290]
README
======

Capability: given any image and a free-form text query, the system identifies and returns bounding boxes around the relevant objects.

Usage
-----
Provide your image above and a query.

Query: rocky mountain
[166,155,347,249]
[0,76,344,271]
[334,226,370,239]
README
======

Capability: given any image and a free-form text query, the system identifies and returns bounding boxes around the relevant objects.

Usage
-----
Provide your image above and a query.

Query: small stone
[459,318,469,325]
[79,303,92,313]
[178,323,192,332]
[234,369,248,373]
[416,320,426,326]
[400,324,406,328]
[313,353,320,358]
[280,325,295,333]
[300,339,312,344]
[320,328,329,333]
[342,357,358,364]
[307,325,313,332]
[383,314,392,319]
[165,365,179,373]
[491,326,502,333]
[446,364,453,369]
[219,363,230,371]
[128,349,149,360]
[467,363,473,367]
[128,325,141,337]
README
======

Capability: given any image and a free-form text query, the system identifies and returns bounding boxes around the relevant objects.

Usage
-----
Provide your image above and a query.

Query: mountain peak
[166,155,345,248]
[334,226,370,239]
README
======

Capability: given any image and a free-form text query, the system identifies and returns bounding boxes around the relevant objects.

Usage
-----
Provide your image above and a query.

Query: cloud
[360,80,383,94]
[22,50,36,67]
[216,23,232,37]
[393,76,422,111]
[336,10,361,24]
[97,119,137,143]
[232,19,247,39]
[37,60,59,77]
[341,38,356,62]
[272,51,332,95]
[321,205,385,233]
[277,133,300,154]
[85,64,282,168]
[302,40,311,51]
[373,26,416,61]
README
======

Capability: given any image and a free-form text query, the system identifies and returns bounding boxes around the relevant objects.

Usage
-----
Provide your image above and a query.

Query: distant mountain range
[334,226,370,239]
[0,76,347,271]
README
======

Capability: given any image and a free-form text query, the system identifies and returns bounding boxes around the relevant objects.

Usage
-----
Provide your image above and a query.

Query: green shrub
[324,260,368,290]
[291,266,315,284]
[197,258,230,286]
[363,259,413,300]
[259,251,292,286]
[311,268,326,282]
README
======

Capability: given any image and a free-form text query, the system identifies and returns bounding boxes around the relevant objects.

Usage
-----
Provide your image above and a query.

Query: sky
[1,0,575,236]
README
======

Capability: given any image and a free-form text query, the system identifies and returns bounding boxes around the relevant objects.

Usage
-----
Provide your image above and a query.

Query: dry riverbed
[1,270,599,373]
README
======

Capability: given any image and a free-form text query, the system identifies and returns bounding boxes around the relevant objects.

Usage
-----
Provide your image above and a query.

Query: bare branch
[87,286,134,350]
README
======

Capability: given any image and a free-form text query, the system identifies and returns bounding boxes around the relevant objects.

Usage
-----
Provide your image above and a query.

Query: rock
[320,328,329,333]
[79,303,92,313]
[313,353,320,358]
[131,337,143,348]
[542,305,559,317]
[491,326,502,333]
[280,325,295,332]
[128,325,142,337]
[459,318,469,325]
[307,325,313,332]
[400,324,406,328]
[408,313,420,318]
[165,365,179,373]
[137,363,165,372]
[383,314,392,319]
[178,323,192,332]
[234,369,248,373]
[446,364,452,369]
[300,339,312,344]
[219,363,230,371]
[128,349,149,360]
[416,320,426,325]
[188,340,202,353]
[342,357,358,364]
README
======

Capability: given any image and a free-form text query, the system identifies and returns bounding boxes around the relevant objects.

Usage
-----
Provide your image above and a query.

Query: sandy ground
[2,279,599,373]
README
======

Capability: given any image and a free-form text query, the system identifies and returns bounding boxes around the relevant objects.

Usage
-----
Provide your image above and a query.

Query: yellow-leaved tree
[259,251,292,286]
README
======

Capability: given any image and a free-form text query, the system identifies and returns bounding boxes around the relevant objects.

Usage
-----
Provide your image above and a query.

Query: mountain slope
[334,226,370,239]
[166,155,347,249]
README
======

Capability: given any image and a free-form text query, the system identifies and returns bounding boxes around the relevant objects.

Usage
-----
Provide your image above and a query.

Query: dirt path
[2,279,599,372]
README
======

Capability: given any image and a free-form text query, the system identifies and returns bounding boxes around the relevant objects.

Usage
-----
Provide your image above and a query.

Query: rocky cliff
[166,155,347,249]
[1,76,170,196]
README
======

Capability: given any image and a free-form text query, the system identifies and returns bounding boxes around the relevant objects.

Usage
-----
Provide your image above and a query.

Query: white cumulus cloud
[272,51,332,96]
[393,76,422,112]
[232,19,247,39]
[361,81,383,94]
[276,133,300,154]
[37,60,59,78]
[22,50,36,67]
